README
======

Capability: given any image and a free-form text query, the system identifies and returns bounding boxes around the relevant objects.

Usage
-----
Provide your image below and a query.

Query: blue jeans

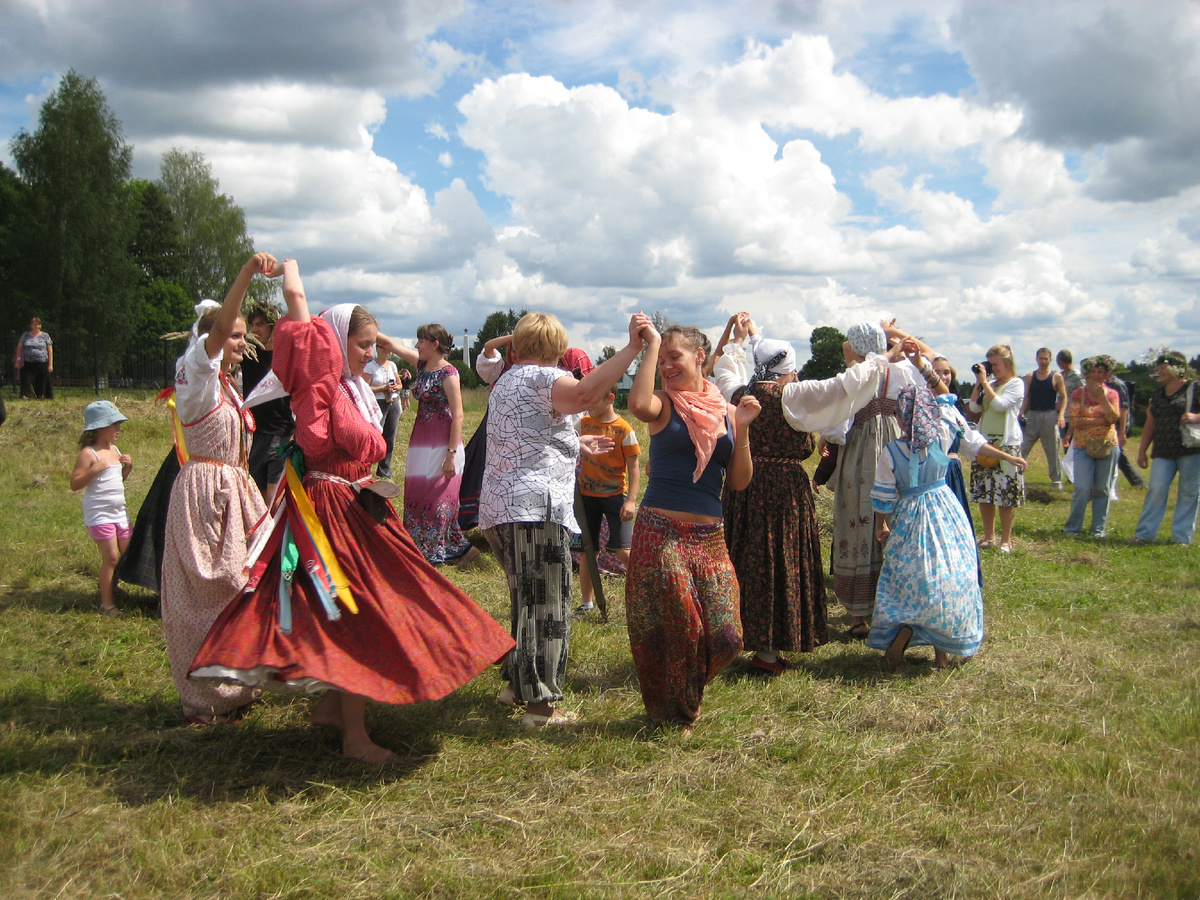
[1064,447,1117,536]
[1134,454,1200,544]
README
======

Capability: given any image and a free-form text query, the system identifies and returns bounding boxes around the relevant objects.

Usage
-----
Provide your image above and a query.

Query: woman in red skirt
[191,259,513,763]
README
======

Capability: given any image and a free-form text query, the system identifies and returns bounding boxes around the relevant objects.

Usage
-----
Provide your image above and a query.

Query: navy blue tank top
[1028,371,1058,411]
[640,403,733,518]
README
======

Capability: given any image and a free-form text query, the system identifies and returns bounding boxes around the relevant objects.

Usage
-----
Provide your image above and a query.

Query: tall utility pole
[462,328,471,369]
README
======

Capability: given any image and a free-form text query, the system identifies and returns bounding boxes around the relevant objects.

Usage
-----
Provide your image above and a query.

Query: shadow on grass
[0,681,581,804]
[0,582,161,617]
[565,659,639,696]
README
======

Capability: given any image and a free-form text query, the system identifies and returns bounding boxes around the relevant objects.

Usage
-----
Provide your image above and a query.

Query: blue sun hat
[83,400,127,431]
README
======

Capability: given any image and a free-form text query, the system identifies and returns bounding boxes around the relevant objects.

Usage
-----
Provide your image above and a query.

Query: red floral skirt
[190,477,513,705]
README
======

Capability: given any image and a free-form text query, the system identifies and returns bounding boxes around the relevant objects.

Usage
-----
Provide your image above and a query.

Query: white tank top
[82,447,129,527]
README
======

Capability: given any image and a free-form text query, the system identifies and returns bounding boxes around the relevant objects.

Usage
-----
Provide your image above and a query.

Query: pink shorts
[88,522,133,542]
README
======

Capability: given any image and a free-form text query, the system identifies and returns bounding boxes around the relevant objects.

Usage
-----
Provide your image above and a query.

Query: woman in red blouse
[191,259,513,764]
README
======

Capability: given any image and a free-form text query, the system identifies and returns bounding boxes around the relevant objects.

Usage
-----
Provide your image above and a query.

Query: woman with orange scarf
[626,323,761,728]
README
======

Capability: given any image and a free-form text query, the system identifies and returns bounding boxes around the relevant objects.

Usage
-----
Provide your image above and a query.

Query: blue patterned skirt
[866,482,984,657]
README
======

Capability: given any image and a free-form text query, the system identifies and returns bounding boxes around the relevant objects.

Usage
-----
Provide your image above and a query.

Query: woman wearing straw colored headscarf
[160,253,274,725]
[626,322,761,728]
[868,384,1025,668]
[190,259,513,763]
[826,321,924,639]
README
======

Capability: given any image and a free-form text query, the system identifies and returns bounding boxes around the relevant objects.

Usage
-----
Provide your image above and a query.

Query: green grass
[1,390,1198,899]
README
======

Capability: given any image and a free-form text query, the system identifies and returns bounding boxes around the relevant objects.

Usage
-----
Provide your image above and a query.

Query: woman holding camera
[968,345,1025,553]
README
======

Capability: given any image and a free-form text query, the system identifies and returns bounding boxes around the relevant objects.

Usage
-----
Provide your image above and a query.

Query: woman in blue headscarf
[868,383,1025,668]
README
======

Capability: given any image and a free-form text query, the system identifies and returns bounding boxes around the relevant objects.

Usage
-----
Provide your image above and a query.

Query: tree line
[0,71,270,349]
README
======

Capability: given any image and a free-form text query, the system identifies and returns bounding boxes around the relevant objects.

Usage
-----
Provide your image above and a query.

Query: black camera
[971,361,993,376]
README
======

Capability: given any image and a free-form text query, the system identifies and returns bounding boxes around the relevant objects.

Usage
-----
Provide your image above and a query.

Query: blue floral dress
[865,423,984,658]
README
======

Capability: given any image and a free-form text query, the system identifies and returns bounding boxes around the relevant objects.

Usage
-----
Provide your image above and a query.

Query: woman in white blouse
[967,344,1025,553]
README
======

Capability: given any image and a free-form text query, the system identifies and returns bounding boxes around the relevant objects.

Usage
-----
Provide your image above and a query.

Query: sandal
[99,606,123,617]
[978,540,995,549]
[847,623,869,640]
[750,654,789,675]
[999,543,1012,554]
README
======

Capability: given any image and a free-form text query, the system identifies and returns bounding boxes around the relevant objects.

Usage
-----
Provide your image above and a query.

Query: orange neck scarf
[665,379,728,482]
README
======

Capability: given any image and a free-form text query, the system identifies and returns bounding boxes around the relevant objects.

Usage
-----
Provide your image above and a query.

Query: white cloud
[458,71,869,287]
[952,0,1200,201]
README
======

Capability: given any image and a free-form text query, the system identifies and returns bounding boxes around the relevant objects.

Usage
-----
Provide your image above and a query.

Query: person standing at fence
[160,253,272,725]
[14,317,54,399]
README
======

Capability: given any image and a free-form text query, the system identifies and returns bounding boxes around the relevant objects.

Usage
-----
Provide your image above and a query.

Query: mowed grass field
[1,388,1197,899]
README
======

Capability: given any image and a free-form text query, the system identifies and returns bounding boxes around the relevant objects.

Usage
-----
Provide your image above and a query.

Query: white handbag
[1182,383,1200,449]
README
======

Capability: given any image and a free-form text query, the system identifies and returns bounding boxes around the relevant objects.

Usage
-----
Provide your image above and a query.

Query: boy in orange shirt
[576,391,640,614]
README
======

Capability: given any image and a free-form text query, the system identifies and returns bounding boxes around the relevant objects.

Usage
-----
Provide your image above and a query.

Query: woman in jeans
[1063,356,1121,538]
[1131,351,1200,545]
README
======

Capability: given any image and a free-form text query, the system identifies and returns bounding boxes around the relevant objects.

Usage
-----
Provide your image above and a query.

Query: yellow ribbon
[282,458,358,615]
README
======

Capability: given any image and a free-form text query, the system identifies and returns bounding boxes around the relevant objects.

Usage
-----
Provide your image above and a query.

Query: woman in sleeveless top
[626,323,760,728]
[160,254,274,724]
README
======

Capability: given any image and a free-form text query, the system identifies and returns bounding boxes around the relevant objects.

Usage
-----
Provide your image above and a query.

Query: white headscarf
[175,299,222,379]
[752,337,797,382]
[320,304,382,432]
[243,305,382,433]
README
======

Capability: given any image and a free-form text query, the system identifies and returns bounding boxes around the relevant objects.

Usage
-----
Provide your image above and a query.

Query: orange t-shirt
[578,414,640,497]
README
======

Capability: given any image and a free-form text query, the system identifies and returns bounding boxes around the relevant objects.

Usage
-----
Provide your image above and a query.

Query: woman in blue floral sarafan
[868,381,1026,668]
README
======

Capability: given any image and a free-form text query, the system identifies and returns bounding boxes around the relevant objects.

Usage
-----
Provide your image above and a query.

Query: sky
[2,0,1198,369]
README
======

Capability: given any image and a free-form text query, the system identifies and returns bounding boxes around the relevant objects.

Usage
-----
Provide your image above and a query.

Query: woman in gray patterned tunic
[480,311,649,728]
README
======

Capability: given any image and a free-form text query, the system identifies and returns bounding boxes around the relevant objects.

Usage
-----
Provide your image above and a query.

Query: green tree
[595,345,617,365]
[799,325,847,380]
[128,179,182,284]
[10,70,139,336]
[470,308,525,361]
[124,180,193,337]
[157,148,266,304]
[0,162,27,334]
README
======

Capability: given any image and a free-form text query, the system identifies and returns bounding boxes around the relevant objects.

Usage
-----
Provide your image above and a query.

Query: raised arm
[552,314,650,416]
[206,252,276,357]
[628,322,664,425]
[374,336,419,367]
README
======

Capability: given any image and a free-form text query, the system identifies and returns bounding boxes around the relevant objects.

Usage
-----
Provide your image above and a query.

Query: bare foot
[310,692,344,729]
[885,626,913,669]
[453,545,481,566]
[934,649,950,669]
[343,735,396,765]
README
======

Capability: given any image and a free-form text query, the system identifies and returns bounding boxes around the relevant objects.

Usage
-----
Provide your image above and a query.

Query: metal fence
[6,330,178,395]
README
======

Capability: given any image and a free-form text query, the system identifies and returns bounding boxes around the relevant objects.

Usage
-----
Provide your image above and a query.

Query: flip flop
[847,623,869,640]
